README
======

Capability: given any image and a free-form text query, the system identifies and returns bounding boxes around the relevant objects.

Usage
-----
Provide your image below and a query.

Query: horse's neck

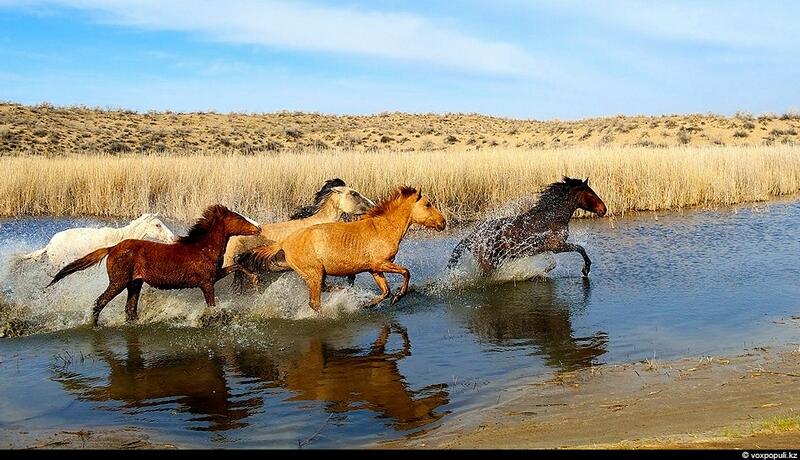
[107,225,128,242]
[188,229,230,267]
[372,203,413,243]
[519,195,578,227]
[311,198,343,222]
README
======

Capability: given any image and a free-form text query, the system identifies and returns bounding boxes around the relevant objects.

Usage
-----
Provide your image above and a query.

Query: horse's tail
[47,247,112,287]
[236,242,285,274]
[446,239,467,269]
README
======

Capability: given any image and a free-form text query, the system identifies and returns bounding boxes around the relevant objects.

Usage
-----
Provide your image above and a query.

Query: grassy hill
[1,102,799,155]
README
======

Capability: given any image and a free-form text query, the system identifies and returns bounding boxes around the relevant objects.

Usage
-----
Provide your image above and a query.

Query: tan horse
[240,187,446,312]
[223,178,374,269]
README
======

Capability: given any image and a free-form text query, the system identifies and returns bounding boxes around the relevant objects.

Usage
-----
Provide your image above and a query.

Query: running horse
[225,178,374,289]
[447,177,607,277]
[47,205,261,326]
[239,187,446,312]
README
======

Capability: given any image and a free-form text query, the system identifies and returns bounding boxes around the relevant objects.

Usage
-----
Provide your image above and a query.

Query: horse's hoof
[390,294,403,305]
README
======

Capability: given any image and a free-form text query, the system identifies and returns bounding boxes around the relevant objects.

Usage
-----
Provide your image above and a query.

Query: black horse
[447,177,607,277]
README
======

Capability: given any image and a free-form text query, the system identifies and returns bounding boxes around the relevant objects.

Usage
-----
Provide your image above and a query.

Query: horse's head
[128,213,175,242]
[222,208,261,237]
[409,189,447,231]
[568,177,607,217]
[330,185,375,216]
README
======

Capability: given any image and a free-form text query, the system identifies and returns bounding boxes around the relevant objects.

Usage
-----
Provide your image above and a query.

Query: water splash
[424,252,557,294]
[0,251,384,335]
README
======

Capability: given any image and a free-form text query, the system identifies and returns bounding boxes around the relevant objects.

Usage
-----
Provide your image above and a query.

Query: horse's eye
[425,203,431,208]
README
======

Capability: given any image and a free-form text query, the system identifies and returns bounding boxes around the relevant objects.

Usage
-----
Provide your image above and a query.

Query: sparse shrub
[733,130,749,138]
[0,126,13,141]
[108,141,131,153]
[677,128,691,145]
[284,127,303,139]
[380,135,394,143]
[264,140,283,152]
[444,135,459,144]
[770,128,798,137]
[780,110,800,120]
[742,121,756,130]
[308,139,328,150]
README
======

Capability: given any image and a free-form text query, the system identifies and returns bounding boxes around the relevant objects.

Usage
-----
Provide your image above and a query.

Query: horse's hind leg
[125,279,144,323]
[367,272,390,308]
[294,267,324,313]
[92,281,127,327]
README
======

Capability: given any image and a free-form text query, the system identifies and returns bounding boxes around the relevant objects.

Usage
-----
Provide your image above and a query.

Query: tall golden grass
[1,145,798,223]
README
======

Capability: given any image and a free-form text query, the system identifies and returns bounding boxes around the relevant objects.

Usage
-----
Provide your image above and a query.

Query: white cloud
[531,0,800,48]
[5,0,549,77]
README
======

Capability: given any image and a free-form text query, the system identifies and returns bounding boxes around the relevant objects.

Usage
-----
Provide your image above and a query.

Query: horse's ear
[416,189,423,201]
[562,176,570,183]
[584,177,589,185]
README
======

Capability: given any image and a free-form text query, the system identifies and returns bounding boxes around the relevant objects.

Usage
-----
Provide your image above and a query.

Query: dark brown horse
[47,204,260,326]
[447,177,606,277]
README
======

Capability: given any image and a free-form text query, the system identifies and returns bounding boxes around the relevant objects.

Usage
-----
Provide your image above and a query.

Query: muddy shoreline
[381,341,800,449]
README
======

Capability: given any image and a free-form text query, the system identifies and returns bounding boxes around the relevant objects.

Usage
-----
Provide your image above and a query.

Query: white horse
[19,213,175,272]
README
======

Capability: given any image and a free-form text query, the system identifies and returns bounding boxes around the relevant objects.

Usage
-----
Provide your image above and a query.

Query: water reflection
[52,332,260,431]
[453,278,608,370]
[234,324,449,431]
[51,324,449,433]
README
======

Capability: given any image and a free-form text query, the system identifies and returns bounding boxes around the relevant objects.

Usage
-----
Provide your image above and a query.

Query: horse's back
[45,227,117,269]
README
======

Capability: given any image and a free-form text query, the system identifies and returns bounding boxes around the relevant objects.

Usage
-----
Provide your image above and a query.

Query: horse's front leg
[374,261,411,305]
[367,272,391,307]
[555,243,592,277]
[199,283,216,307]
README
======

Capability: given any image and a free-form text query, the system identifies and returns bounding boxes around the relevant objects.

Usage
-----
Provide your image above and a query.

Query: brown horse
[447,177,607,277]
[47,204,260,326]
[239,187,446,312]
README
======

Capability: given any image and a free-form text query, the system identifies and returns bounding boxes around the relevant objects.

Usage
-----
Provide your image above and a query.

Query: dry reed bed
[1,145,798,223]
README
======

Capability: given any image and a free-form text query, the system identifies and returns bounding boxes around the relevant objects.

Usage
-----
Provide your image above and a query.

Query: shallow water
[1,199,799,448]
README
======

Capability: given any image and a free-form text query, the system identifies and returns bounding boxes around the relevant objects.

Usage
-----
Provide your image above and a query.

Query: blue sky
[1,0,798,119]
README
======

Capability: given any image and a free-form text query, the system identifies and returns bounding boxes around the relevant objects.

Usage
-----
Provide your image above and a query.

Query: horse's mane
[177,204,229,244]
[531,177,586,213]
[289,178,346,220]
[364,186,419,218]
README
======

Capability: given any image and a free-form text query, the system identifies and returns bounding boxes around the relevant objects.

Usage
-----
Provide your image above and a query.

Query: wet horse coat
[447,177,606,277]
